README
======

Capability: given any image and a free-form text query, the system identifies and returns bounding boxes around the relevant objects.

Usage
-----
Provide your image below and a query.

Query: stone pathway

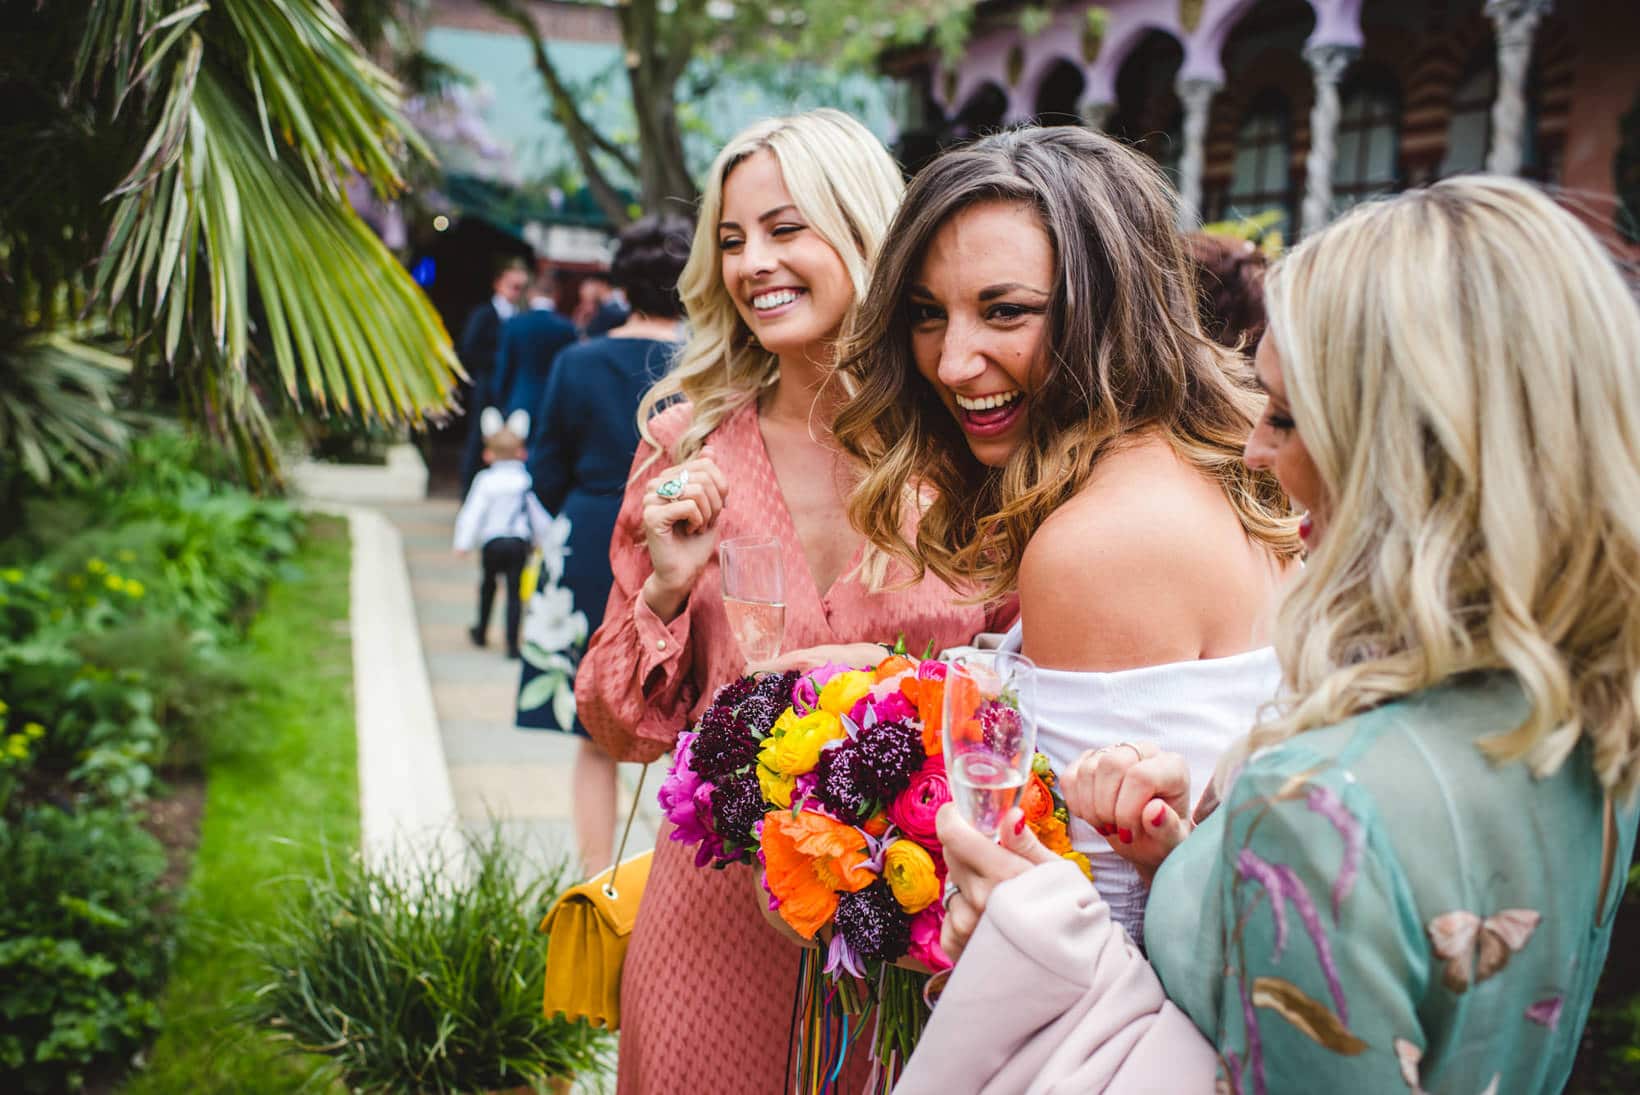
[378,498,658,875]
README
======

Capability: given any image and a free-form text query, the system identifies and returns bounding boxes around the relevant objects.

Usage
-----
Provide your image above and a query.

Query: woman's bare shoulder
[1018,442,1259,671]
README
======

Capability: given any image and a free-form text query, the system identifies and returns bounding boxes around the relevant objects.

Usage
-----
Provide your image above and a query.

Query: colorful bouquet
[658,650,1090,1092]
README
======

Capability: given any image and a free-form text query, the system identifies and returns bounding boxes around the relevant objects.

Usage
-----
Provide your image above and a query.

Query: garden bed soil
[141,771,206,905]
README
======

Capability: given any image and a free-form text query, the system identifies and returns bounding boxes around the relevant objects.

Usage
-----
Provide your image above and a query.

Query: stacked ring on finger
[655,466,691,499]
[941,880,961,911]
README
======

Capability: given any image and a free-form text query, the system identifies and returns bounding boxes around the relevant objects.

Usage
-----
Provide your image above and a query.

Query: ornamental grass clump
[245,831,610,1094]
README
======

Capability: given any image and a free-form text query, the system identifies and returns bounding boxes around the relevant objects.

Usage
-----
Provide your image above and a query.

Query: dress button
[657,639,667,651]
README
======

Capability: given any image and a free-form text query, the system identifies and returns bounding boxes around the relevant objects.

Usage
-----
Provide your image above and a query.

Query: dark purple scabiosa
[710,774,765,851]
[735,670,799,736]
[835,881,911,961]
[813,743,873,822]
[854,719,925,801]
[691,703,759,781]
[978,701,1024,758]
[713,675,758,708]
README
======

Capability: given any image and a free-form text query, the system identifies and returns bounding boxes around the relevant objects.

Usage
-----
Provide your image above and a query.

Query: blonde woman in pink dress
[574,110,1007,1094]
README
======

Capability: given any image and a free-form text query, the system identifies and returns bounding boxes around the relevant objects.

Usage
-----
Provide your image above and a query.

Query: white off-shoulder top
[998,620,1281,944]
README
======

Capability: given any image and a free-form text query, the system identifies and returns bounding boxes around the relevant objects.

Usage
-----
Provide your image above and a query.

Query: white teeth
[752,289,801,310]
[954,390,1022,412]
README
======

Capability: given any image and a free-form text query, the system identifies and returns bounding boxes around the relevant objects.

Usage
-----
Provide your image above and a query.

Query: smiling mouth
[751,288,805,313]
[953,389,1026,438]
[953,390,1022,412]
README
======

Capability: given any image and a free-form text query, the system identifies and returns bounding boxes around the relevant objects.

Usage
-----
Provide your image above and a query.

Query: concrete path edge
[341,505,466,871]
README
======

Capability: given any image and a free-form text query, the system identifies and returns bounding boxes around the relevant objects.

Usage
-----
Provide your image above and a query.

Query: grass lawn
[128,515,356,1094]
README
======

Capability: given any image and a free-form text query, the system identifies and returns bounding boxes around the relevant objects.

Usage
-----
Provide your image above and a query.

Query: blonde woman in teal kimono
[897,176,1640,1094]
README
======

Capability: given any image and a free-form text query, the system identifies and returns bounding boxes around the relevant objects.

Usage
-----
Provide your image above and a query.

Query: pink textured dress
[576,401,1007,1095]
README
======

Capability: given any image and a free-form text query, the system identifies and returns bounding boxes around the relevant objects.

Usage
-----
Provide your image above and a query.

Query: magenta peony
[887,755,950,848]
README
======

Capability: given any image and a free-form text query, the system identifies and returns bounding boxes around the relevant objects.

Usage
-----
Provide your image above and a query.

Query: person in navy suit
[491,271,577,447]
[457,258,529,497]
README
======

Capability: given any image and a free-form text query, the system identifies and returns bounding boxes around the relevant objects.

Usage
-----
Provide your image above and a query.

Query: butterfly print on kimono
[1425,908,1542,994]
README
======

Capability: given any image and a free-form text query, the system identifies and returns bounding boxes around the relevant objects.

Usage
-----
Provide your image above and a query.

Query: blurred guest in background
[458,258,528,496]
[515,214,692,873]
[1184,232,1268,350]
[491,269,576,446]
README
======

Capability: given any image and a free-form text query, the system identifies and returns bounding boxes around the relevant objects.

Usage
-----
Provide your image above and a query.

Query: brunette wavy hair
[834,127,1299,602]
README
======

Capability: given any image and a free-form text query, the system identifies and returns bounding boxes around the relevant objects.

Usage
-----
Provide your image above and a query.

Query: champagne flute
[941,651,1037,840]
[719,535,785,663]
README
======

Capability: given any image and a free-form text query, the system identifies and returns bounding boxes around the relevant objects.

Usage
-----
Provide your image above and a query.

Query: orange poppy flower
[761,810,876,939]
[900,677,949,754]
[1033,814,1074,855]
[1020,774,1054,824]
[873,654,916,682]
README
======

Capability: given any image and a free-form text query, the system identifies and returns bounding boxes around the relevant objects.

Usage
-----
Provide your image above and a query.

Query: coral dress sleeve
[895,859,1218,1094]
[573,409,698,764]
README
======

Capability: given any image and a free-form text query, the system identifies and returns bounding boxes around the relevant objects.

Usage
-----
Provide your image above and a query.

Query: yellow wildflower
[86,558,107,574]
[883,839,940,913]
[23,722,44,739]
[6,736,26,760]
[758,709,845,776]
[0,568,21,582]
[757,763,796,809]
[818,671,873,717]
[104,574,123,592]
[125,579,145,598]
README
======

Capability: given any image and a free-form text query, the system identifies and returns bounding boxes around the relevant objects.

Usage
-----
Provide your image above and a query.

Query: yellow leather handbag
[539,766,650,1029]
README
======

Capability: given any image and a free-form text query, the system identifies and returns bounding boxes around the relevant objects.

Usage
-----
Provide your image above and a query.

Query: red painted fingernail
[1117,828,1133,844]
[1013,815,1027,837]
[1149,805,1168,829]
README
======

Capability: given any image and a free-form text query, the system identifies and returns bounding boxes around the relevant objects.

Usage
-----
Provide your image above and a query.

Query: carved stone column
[1300,43,1359,237]
[1485,0,1552,176]
[1080,99,1115,132]
[1175,76,1221,230]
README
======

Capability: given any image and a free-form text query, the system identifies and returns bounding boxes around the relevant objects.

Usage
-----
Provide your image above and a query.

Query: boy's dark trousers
[475,536,530,655]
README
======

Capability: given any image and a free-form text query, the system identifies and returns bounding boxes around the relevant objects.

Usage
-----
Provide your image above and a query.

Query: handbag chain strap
[602,763,650,900]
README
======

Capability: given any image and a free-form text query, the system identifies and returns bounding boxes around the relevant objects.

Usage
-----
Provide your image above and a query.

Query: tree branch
[481,0,638,220]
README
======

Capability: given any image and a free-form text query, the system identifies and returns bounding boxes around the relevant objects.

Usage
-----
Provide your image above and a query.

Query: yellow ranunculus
[883,839,940,913]
[758,709,845,776]
[818,671,873,717]
[758,763,796,809]
[1064,850,1095,882]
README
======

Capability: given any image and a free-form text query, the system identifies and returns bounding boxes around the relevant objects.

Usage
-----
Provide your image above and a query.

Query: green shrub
[246,832,611,1093]
[0,805,169,1093]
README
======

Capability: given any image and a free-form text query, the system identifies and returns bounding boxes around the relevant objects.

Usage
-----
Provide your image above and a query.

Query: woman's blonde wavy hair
[635,109,905,464]
[1249,175,1640,798]
[834,126,1300,603]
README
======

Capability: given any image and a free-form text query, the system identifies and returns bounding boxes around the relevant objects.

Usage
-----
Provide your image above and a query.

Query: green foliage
[0,432,302,1089]
[0,0,459,492]
[0,805,168,1093]
[246,832,611,1093]
[128,515,356,1094]
[0,430,297,812]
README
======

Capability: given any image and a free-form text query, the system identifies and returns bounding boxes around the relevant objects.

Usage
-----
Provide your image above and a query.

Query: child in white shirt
[453,409,553,658]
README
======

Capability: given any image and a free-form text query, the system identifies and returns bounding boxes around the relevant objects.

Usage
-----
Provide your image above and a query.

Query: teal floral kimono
[1148,672,1638,1094]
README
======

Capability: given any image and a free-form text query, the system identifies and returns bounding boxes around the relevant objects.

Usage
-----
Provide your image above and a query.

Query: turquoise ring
[656,468,689,499]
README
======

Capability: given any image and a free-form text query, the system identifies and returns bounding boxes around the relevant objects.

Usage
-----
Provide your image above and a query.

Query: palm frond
[97,24,459,424]
[0,329,134,486]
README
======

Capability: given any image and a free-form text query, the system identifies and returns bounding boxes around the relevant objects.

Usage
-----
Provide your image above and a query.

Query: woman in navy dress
[515,215,691,872]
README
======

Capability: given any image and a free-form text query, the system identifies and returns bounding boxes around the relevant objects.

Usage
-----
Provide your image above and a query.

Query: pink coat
[894,860,1217,1094]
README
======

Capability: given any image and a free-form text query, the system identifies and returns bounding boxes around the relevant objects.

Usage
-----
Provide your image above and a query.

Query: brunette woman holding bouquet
[573,110,1007,1094]
[836,126,1300,945]
[895,176,1640,1092]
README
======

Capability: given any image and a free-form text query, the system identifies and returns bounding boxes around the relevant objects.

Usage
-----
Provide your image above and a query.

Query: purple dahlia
[710,774,765,851]
[978,701,1024,758]
[835,881,911,961]
[813,744,874,822]
[711,676,758,711]
[691,703,759,780]
[854,719,925,801]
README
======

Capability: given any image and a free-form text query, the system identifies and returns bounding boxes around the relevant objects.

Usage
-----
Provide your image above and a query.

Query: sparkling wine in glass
[942,651,1037,839]
[719,536,786,663]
